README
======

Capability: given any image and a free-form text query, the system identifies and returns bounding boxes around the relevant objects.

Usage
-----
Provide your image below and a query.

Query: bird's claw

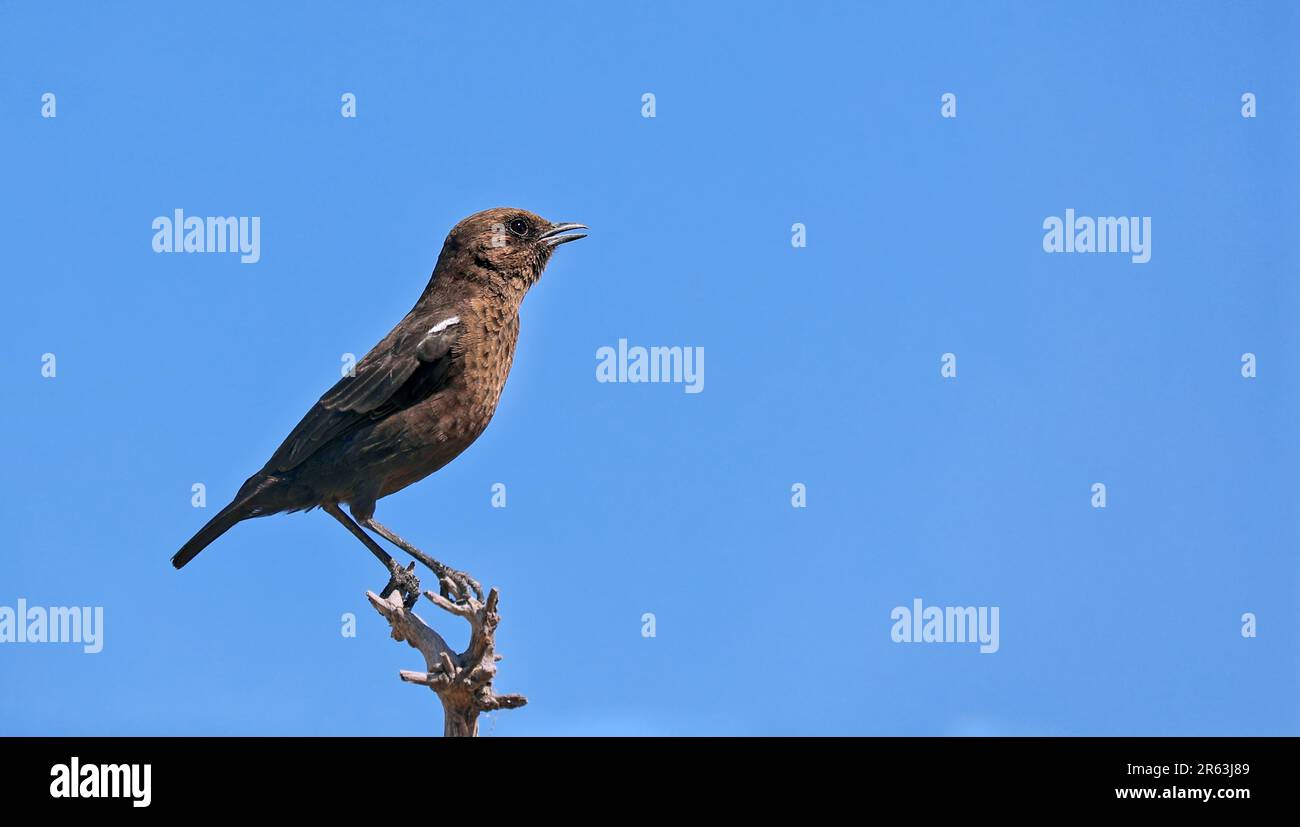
[384,561,421,609]
[438,567,483,604]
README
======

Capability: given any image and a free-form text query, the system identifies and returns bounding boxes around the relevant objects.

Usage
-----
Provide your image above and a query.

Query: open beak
[541,222,588,247]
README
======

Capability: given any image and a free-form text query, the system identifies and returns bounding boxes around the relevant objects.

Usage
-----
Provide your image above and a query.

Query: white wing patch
[428,315,460,335]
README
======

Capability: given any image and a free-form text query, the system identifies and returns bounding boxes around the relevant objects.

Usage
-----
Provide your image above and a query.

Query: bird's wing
[265,313,464,473]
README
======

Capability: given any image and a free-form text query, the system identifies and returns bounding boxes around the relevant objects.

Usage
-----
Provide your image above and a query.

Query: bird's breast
[374,309,520,497]
[454,305,521,425]
[407,304,520,452]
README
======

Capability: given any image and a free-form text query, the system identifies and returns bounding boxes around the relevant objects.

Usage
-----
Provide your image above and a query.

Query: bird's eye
[507,218,530,238]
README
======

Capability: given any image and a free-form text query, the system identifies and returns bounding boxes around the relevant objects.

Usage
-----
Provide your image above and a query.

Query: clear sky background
[1,1,1296,736]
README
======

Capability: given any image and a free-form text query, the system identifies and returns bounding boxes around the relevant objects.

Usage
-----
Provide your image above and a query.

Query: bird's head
[435,207,586,296]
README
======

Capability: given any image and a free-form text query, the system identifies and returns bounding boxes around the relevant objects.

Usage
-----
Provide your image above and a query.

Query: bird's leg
[323,503,421,608]
[361,518,483,603]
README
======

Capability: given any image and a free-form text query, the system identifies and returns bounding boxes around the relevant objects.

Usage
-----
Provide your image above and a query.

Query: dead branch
[366,585,527,737]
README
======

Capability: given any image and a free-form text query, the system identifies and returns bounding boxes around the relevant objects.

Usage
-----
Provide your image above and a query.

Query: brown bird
[171,208,587,604]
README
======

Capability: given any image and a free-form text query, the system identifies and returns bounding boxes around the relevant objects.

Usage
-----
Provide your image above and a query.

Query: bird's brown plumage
[172,207,585,569]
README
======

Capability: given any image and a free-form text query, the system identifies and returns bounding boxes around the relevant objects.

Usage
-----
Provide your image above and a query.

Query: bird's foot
[436,566,484,605]
[382,561,422,609]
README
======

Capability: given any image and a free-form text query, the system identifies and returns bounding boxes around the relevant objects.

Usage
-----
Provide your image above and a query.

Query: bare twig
[366,585,526,737]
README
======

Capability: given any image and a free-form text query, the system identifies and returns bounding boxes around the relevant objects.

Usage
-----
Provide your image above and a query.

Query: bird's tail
[171,497,256,570]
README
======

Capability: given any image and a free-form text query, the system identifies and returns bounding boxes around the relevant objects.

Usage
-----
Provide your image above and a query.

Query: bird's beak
[541,222,588,247]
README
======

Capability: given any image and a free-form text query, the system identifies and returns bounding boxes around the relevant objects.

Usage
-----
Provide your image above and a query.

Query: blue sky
[1,1,1296,735]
